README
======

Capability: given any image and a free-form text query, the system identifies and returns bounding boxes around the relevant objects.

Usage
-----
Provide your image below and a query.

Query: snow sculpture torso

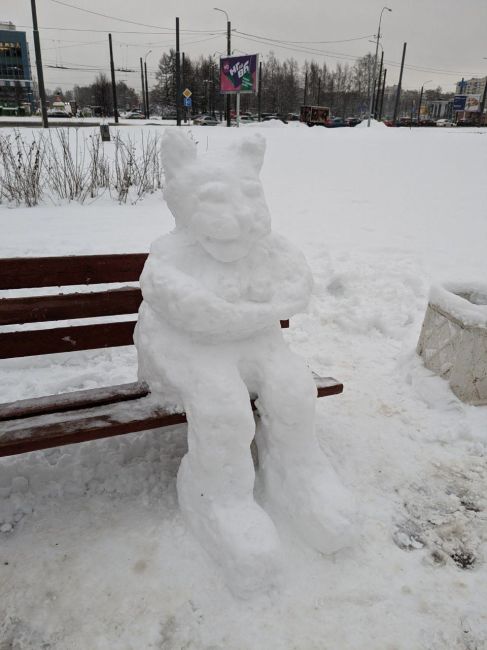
[135,131,355,597]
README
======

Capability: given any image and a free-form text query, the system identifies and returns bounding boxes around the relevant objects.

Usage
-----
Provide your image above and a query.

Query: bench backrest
[0,254,147,359]
[0,254,290,359]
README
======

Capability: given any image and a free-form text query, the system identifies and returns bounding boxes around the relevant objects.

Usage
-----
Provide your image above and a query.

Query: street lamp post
[367,6,391,127]
[417,80,432,123]
[214,7,231,127]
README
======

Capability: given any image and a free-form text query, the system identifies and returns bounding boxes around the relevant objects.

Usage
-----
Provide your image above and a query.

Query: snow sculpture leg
[252,333,356,554]
[175,363,282,596]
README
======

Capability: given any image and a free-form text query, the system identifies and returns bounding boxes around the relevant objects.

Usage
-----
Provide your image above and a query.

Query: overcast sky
[7,0,487,95]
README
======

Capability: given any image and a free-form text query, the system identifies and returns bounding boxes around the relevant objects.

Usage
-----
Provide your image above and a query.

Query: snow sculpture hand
[134,130,356,598]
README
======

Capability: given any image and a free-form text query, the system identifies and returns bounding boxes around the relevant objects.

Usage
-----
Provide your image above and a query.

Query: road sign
[183,97,192,108]
[182,88,192,98]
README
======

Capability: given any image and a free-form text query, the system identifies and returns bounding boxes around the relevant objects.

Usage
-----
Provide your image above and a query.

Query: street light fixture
[367,6,392,127]
[214,7,231,126]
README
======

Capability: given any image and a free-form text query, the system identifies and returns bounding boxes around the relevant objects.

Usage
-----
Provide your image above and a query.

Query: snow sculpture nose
[192,210,241,241]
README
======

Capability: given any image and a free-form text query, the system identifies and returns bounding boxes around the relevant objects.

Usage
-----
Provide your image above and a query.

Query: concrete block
[417,283,487,405]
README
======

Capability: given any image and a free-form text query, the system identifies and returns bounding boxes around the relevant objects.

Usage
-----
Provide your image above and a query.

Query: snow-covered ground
[1,123,487,649]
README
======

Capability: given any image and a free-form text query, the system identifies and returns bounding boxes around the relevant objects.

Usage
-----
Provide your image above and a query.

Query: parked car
[47,110,71,118]
[262,114,288,123]
[345,117,362,127]
[436,118,455,127]
[325,116,346,128]
[418,118,436,127]
[125,111,145,119]
[457,118,477,127]
[193,114,219,126]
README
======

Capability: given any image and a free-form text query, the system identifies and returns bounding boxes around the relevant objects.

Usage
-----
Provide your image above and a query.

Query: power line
[17,25,225,34]
[47,0,224,34]
[234,33,484,78]
[234,30,375,45]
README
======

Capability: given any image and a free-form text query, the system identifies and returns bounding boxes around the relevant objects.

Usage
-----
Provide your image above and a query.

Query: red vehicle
[300,105,330,126]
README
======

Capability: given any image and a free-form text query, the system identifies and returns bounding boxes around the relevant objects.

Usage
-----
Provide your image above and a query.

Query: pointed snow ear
[235,133,266,175]
[161,130,197,181]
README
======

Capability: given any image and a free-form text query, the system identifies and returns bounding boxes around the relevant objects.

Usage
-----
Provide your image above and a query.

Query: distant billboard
[453,95,467,111]
[220,54,259,94]
[464,94,481,112]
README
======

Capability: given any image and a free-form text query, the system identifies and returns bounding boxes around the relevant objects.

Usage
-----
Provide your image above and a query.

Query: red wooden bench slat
[0,381,149,422]
[0,319,290,358]
[0,287,143,326]
[0,376,342,457]
[0,399,187,456]
[0,253,148,290]
[0,377,341,424]
[0,320,137,358]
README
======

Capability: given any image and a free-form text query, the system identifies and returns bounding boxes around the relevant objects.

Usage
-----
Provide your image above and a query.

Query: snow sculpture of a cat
[134,130,355,597]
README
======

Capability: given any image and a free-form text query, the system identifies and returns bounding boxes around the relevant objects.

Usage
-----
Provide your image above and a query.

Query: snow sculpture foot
[178,457,282,598]
[257,453,356,555]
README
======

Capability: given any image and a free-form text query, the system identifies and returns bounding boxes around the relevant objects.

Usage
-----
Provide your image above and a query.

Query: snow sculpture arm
[140,255,282,341]
[261,234,314,320]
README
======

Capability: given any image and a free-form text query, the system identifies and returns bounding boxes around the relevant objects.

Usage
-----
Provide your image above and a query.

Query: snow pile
[429,282,487,328]
[135,130,355,596]
[356,118,388,128]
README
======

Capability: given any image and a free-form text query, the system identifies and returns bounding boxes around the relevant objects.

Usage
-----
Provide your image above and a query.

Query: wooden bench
[0,254,343,457]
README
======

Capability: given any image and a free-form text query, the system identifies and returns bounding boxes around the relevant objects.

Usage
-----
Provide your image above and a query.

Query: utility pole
[417,80,431,123]
[144,61,149,118]
[417,85,424,123]
[303,70,308,105]
[373,50,384,117]
[108,34,118,123]
[175,17,181,126]
[393,42,407,124]
[213,8,231,126]
[258,59,262,121]
[378,68,387,121]
[30,0,48,128]
[182,52,187,123]
[226,18,231,126]
[140,57,146,116]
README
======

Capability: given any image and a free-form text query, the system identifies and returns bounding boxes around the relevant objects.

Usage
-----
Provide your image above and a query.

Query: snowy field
[1,123,487,649]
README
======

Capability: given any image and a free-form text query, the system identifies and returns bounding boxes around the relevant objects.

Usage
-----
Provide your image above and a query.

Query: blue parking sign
[183,97,192,107]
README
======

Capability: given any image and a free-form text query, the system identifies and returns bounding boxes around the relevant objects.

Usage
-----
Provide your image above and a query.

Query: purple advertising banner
[220,54,259,94]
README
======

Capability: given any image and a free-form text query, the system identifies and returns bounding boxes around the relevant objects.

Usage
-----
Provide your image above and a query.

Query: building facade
[455,77,486,96]
[0,22,33,110]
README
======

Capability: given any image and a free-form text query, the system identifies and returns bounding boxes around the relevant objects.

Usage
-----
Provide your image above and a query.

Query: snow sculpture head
[161,130,271,262]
